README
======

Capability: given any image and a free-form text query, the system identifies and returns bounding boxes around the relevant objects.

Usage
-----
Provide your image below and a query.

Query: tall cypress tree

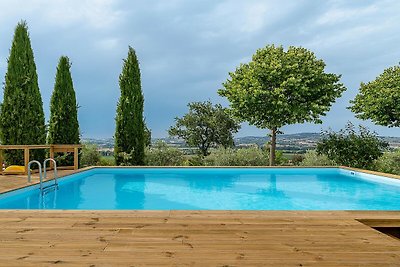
[48,56,80,145]
[114,47,145,165]
[0,21,46,165]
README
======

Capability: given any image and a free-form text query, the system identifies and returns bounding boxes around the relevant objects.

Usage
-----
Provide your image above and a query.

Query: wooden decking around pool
[0,210,399,266]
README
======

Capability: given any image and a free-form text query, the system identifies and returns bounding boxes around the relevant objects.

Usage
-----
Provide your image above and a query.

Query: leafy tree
[114,46,145,165]
[350,64,400,127]
[48,57,80,143]
[219,44,346,165]
[0,21,46,164]
[168,101,240,156]
[316,123,388,169]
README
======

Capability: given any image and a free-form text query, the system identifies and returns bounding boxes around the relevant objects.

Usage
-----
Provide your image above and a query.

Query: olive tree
[169,101,240,156]
[350,64,400,127]
[219,45,346,165]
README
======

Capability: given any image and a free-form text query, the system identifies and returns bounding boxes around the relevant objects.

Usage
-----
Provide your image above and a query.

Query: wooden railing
[0,144,82,175]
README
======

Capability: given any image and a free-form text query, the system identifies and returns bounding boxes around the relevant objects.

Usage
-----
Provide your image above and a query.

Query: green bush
[300,150,336,166]
[316,123,388,169]
[204,147,269,166]
[99,156,115,166]
[80,144,101,167]
[373,150,400,175]
[145,141,184,166]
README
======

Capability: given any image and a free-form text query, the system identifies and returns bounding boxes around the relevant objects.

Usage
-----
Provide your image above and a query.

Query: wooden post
[49,145,54,170]
[24,147,30,175]
[0,149,3,174]
[74,147,79,170]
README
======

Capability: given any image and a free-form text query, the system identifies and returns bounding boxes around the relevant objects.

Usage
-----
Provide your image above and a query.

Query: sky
[0,0,399,138]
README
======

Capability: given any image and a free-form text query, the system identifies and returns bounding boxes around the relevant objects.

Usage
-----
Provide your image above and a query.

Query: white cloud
[0,0,123,30]
[317,5,378,25]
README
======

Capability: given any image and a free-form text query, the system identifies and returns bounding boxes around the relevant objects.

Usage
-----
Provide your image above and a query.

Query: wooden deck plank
[0,210,399,266]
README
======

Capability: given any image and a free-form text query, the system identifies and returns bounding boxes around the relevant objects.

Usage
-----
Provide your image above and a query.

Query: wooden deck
[0,169,78,194]
[0,168,399,266]
[0,210,398,266]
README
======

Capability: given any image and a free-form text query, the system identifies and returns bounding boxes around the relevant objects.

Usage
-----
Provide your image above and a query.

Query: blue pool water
[0,168,399,210]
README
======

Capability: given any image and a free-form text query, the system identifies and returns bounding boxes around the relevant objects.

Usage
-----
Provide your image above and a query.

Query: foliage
[290,154,305,166]
[99,156,115,166]
[373,150,400,175]
[316,123,388,169]
[350,64,400,127]
[0,21,46,164]
[144,124,151,147]
[169,101,240,156]
[145,141,184,166]
[299,150,335,166]
[80,144,101,167]
[47,56,80,166]
[219,44,346,165]
[48,56,80,145]
[204,147,269,166]
[114,47,145,166]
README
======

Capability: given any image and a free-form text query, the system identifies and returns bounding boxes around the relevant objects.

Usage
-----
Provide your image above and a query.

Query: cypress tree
[114,47,145,165]
[48,56,80,145]
[0,21,46,165]
[47,56,80,166]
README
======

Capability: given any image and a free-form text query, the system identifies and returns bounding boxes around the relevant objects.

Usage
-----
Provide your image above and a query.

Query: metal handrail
[27,160,43,192]
[43,158,58,187]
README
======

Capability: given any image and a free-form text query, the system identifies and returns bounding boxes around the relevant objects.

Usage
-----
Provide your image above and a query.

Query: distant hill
[82,132,400,151]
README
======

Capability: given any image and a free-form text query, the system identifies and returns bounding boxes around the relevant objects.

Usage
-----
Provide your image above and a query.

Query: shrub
[316,123,388,169]
[145,141,184,166]
[300,150,336,166]
[204,147,269,166]
[80,144,101,167]
[99,157,115,166]
[373,150,400,175]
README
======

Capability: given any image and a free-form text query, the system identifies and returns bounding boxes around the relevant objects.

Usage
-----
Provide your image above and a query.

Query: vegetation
[299,150,335,166]
[219,44,346,166]
[48,56,80,145]
[316,123,388,169]
[350,64,400,128]
[204,147,268,166]
[145,141,184,166]
[373,150,400,175]
[80,144,101,167]
[47,56,80,165]
[114,47,145,166]
[0,21,46,165]
[169,101,240,156]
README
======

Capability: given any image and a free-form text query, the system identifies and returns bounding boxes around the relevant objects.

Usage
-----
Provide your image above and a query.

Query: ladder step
[42,184,58,191]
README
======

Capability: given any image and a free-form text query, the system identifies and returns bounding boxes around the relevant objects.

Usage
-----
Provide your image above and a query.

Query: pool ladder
[27,159,58,194]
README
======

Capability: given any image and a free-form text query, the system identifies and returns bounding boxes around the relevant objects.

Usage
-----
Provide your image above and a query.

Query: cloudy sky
[0,0,399,138]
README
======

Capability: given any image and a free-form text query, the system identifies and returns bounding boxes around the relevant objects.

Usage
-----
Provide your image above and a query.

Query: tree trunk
[269,127,277,166]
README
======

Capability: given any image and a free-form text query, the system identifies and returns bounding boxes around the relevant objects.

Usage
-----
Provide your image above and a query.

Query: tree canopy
[219,44,346,165]
[316,122,388,169]
[114,46,145,165]
[48,56,80,145]
[0,21,46,164]
[168,101,240,156]
[350,64,400,127]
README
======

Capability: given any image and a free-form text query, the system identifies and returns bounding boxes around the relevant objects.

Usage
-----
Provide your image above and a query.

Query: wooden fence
[0,144,82,175]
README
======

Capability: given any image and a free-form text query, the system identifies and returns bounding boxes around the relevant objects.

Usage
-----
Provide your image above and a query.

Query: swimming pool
[0,167,399,210]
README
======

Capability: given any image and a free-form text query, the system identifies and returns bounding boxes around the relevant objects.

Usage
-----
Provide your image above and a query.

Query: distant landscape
[84,132,400,156]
